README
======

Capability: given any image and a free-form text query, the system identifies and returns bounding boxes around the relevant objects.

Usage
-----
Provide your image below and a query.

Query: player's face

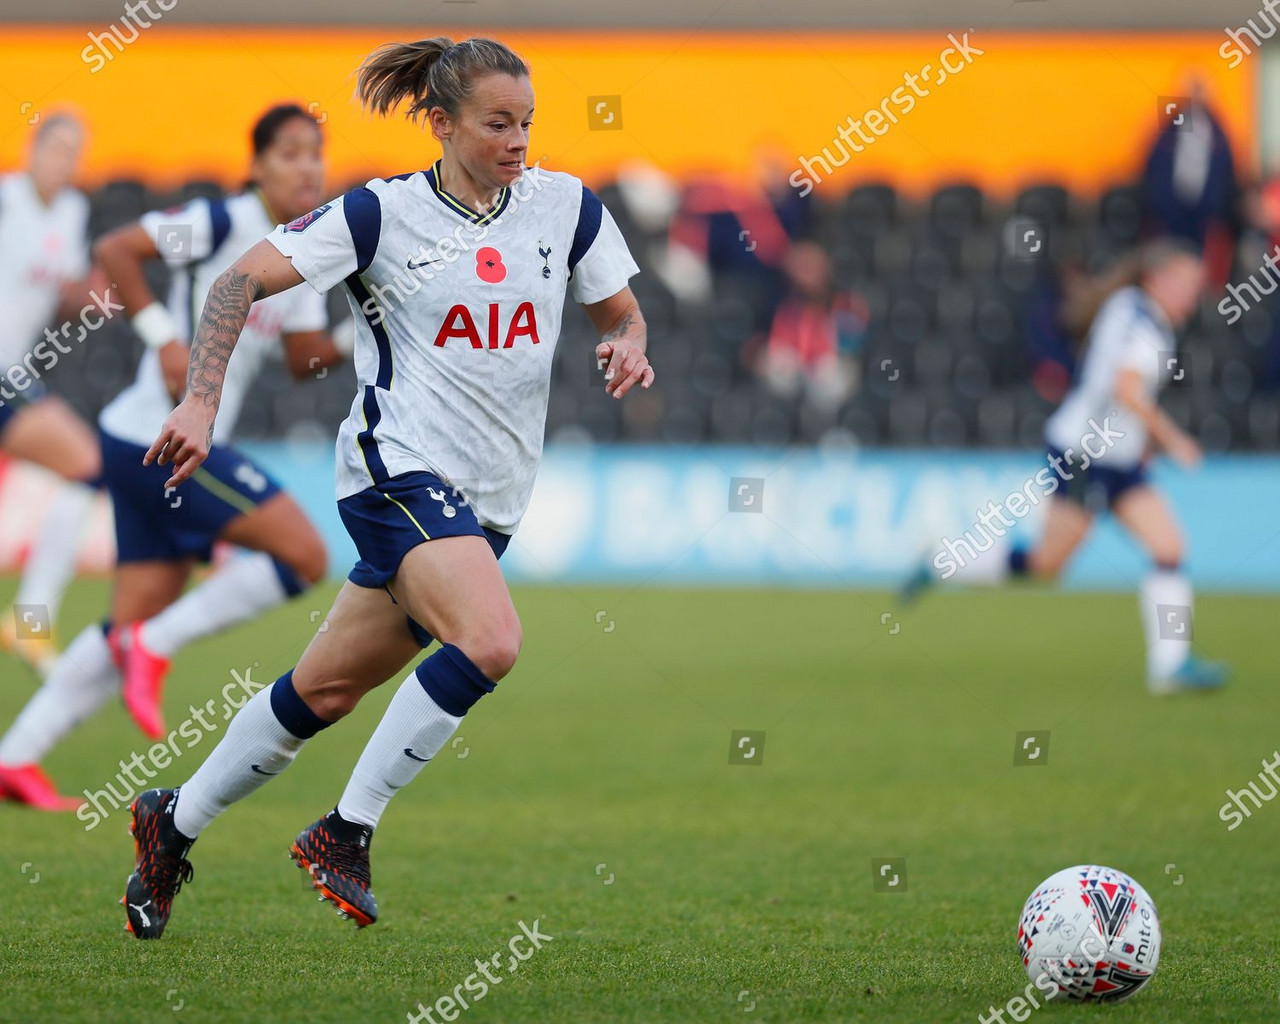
[252,117,325,223]
[28,122,84,201]
[1148,254,1204,328]
[448,73,534,194]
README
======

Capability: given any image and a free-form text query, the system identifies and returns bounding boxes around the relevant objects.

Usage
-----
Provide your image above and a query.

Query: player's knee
[295,677,361,722]
[459,620,522,682]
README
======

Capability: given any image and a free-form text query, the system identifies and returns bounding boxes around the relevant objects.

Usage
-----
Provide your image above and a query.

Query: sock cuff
[271,558,309,598]
[1153,561,1183,573]
[269,670,331,739]
[415,643,495,716]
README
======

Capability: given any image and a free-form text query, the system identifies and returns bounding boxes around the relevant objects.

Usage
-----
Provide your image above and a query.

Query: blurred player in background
[907,239,1227,695]
[0,114,106,677]
[125,35,651,939]
[0,104,353,809]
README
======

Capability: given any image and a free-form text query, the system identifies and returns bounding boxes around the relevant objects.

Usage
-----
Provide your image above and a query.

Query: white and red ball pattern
[1017,865,1161,1003]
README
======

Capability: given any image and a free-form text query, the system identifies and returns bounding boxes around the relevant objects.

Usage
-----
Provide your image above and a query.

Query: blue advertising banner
[239,442,1280,593]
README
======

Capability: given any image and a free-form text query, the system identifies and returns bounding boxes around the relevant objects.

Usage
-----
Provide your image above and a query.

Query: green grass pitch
[1,578,1276,1022]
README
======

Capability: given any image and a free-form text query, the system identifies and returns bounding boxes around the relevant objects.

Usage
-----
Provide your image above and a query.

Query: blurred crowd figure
[1140,81,1240,291]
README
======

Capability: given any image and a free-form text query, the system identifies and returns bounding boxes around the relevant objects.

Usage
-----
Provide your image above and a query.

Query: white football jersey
[0,172,90,369]
[268,162,639,533]
[1045,286,1174,468]
[100,189,328,446]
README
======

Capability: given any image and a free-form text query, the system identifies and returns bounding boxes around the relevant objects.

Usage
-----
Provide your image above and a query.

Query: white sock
[139,551,295,658]
[336,673,463,829]
[14,482,95,627]
[1140,568,1194,679]
[172,685,306,838]
[0,624,119,765]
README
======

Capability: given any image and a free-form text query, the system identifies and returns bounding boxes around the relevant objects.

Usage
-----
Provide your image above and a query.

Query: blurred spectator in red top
[757,242,867,409]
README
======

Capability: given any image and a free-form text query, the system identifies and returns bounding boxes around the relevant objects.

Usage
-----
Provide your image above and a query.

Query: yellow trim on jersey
[428,160,509,226]
[382,491,432,540]
[191,467,258,515]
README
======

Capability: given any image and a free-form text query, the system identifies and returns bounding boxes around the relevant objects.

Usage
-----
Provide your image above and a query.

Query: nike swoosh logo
[250,763,280,776]
[403,748,431,763]
[407,257,443,270]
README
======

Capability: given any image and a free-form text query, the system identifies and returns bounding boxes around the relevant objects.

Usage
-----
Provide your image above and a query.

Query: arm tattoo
[187,268,263,414]
[602,311,637,345]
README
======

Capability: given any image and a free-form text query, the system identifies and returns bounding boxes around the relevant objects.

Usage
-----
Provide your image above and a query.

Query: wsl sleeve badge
[284,203,333,232]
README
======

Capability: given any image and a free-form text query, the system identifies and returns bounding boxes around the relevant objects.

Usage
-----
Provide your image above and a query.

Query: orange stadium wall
[0,27,1258,198]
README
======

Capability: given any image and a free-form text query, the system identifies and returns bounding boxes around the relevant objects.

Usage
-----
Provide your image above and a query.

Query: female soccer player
[0,105,351,809]
[908,239,1226,695]
[0,114,104,677]
[122,36,652,939]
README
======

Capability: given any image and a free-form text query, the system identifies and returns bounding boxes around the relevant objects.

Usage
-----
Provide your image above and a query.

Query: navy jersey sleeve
[267,187,381,294]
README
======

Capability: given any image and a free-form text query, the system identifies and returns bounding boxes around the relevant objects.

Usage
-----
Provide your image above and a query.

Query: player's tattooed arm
[584,287,653,398]
[184,240,308,422]
[186,268,262,416]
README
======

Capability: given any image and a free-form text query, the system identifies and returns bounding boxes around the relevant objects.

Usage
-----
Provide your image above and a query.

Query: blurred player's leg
[121,492,326,739]
[0,562,190,809]
[1016,498,1093,581]
[1113,486,1227,693]
[0,396,101,675]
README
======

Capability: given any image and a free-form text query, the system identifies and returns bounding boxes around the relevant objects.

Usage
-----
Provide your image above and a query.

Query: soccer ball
[1017,865,1161,1003]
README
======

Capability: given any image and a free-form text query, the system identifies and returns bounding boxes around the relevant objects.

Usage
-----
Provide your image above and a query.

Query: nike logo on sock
[250,764,280,776]
[403,748,431,763]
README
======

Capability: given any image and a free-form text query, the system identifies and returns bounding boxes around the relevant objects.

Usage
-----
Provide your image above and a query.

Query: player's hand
[158,340,190,401]
[1166,433,1202,470]
[144,394,216,488]
[596,339,654,400]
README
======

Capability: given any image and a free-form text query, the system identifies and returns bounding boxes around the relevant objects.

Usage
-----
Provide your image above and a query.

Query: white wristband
[132,302,180,349]
[331,317,356,358]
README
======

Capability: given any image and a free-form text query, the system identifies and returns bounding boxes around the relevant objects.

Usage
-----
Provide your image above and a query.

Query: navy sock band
[1154,561,1182,573]
[271,558,308,598]
[269,670,331,739]
[415,643,496,716]
[1008,546,1029,577]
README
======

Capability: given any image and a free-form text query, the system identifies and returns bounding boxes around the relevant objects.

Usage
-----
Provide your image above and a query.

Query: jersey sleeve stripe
[343,272,394,390]
[356,384,390,484]
[567,185,603,276]
[343,187,382,275]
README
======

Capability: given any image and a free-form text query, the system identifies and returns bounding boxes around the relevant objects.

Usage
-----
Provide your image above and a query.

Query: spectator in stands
[1140,79,1239,290]
[756,241,866,409]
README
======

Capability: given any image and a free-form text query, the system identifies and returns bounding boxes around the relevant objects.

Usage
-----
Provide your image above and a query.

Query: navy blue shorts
[101,428,283,563]
[338,471,511,647]
[0,380,51,439]
[1048,446,1148,512]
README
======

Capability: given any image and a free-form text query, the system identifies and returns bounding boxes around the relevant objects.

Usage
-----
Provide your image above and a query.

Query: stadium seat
[928,183,986,243]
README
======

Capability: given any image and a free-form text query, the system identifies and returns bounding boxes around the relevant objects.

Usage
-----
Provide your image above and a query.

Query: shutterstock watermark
[977,923,1111,1022]
[1217,243,1280,325]
[406,919,554,1023]
[1219,0,1280,69]
[1218,750,1280,831]
[77,666,264,831]
[0,288,125,408]
[81,0,178,73]
[933,417,1124,579]
[790,31,986,197]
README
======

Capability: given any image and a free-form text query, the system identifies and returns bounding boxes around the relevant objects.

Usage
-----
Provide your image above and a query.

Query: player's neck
[437,159,501,215]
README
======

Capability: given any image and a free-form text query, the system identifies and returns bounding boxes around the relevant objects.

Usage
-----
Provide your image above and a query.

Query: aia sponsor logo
[433,302,540,349]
